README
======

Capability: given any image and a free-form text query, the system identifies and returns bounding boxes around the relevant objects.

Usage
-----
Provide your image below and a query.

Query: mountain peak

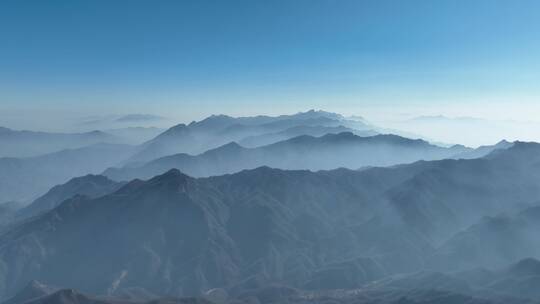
[506,258,540,277]
[493,141,540,157]
[193,142,246,160]
[147,169,192,187]
[292,109,344,120]
[151,168,190,180]
[189,114,236,129]
[207,141,243,153]
[72,174,113,183]
[113,169,193,196]
[0,126,13,133]
[492,139,514,150]
[84,130,108,136]
[160,123,189,136]
[220,141,243,149]
[322,131,356,139]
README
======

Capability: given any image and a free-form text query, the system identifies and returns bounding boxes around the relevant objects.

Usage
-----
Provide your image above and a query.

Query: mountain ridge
[4,142,540,299]
[105,132,468,182]
[127,110,376,162]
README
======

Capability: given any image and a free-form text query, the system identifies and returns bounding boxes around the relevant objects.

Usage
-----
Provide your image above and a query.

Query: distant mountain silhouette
[106,132,468,181]
[128,110,376,162]
[0,111,445,211]
[0,127,118,158]
[115,114,165,123]
[105,127,164,145]
[453,140,514,159]
[0,144,134,202]
[238,125,377,147]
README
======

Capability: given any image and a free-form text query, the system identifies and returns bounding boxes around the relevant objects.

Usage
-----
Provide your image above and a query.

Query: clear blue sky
[1,0,540,129]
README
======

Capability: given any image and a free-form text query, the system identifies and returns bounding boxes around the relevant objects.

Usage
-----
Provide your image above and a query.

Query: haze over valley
[0,109,539,304]
[2,1,540,303]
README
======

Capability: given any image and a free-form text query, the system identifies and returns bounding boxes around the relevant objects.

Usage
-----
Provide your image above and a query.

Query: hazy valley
[0,110,538,304]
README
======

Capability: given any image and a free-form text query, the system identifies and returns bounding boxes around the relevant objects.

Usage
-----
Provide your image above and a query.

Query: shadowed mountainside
[1,143,540,300]
[15,175,124,221]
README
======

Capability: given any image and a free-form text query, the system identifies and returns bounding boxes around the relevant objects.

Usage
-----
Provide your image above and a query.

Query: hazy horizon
[1,107,539,147]
[2,0,540,147]
[3,2,540,303]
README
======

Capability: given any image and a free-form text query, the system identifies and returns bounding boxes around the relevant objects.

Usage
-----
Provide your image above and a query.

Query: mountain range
[127,110,377,163]
[0,126,167,158]
[0,110,477,204]
[237,125,377,148]
[1,142,540,302]
[0,127,117,158]
[0,110,535,304]
[104,132,470,181]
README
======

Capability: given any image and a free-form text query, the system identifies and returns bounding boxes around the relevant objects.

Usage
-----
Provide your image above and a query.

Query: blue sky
[1,0,540,130]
